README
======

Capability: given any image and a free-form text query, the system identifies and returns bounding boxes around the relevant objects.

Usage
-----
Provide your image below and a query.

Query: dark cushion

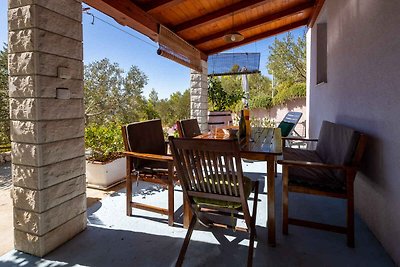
[180,119,201,138]
[125,119,167,170]
[283,147,346,193]
[278,121,295,137]
[316,121,360,165]
[193,176,253,209]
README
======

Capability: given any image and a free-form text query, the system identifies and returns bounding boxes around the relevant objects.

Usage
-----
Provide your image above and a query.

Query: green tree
[248,73,272,109]
[267,32,306,105]
[267,32,306,84]
[84,58,124,124]
[120,65,148,123]
[155,89,190,126]
[144,89,160,120]
[208,76,243,111]
[84,59,148,125]
[0,44,10,144]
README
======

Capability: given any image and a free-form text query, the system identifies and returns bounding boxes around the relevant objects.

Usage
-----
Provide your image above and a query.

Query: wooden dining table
[188,126,282,246]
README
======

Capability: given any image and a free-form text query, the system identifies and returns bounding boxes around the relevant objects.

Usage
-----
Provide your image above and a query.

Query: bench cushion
[283,147,346,193]
[316,121,360,165]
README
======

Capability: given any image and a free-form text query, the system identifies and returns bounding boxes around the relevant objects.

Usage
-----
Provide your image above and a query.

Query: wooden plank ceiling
[83,0,324,59]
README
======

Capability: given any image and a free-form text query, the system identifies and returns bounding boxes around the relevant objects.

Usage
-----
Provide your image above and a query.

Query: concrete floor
[0,162,395,267]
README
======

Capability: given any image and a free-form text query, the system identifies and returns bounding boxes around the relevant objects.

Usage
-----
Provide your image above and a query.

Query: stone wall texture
[8,0,86,257]
[190,60,208,132]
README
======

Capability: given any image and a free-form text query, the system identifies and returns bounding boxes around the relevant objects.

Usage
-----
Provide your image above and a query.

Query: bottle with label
[239,109,246,140]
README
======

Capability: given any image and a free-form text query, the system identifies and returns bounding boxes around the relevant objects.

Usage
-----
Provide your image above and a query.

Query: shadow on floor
[0,162,395,267]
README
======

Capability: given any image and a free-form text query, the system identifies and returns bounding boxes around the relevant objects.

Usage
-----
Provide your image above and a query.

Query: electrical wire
[83,11,158,49]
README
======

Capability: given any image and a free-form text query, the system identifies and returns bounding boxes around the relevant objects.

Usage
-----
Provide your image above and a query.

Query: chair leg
[176,214,197,267]
[282,166,289,235]
[126,174,132,216]
[247,181,259,267]
[347,180,355,247]
[168,181,174,226]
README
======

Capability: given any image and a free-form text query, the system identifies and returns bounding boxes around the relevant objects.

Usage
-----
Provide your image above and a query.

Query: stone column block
[12,137,85,166]
[14,212,86,257]
[11,118,85,143]
[13,175,85,213]
[9,52,83,78]
[14,193,86,235]
[13,156,86,190]
[8,0,82,25]
[9,29,83,60]
[9,75,84,98]
[10,98,84,120]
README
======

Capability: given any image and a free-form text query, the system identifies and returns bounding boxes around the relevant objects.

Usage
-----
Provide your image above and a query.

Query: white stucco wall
[307,0,400,264]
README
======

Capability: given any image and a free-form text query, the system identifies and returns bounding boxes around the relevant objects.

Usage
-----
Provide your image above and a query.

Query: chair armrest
[123,151,173,162]
[277,159,348,170]
[282,137,319,142]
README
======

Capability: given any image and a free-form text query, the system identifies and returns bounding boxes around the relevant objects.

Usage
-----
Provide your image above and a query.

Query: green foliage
[249,94,273,109]
[272,82,306,106]
[267,32,306,106]
[0,144,11,153]
[85,122,124,162]
[208,76,243,111]
[250,116,275,128]
[267,32,306,84]
[84,59,148,125]
[154,89,190,126]
[0,43,10,145]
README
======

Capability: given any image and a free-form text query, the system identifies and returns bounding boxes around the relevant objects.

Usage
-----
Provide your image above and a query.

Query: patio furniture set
[120,115,366,266]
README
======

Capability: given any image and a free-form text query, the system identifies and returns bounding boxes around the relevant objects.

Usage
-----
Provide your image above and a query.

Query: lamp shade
[223,31,244,43]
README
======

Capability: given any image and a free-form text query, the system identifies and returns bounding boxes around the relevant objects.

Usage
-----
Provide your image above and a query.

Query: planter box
[86,157,126,190]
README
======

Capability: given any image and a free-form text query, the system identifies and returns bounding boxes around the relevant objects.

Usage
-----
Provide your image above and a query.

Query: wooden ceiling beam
[308,0,326,27]
[142,0,184,13]
[205,18,309,55]
[192,2,314,46]
[83,0,159,41]
[173,0,271,33]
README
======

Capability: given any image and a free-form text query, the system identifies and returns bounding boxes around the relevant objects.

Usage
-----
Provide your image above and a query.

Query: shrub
[208,77,243,111]
[249,95,273,109]
[85,122,124,162]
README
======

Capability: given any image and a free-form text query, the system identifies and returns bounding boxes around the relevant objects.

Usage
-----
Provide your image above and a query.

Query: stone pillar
[190,60,208,132]
[8,0,86,256]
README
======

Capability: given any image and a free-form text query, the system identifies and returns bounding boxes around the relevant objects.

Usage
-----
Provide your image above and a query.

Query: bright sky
[0,2,305,99]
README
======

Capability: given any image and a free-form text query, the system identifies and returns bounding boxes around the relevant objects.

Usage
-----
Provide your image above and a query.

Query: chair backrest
[316,121,361,166]
[169,138,247,204]
[177,119,201,138]
[122,119,166,170]
[278,111,302,137]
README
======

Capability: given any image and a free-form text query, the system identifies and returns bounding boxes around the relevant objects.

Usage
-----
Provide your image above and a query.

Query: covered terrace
[3,0,400,265]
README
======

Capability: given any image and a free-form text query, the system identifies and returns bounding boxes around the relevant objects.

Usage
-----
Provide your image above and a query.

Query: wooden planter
[86,157,126,190]
[208,111,232,130]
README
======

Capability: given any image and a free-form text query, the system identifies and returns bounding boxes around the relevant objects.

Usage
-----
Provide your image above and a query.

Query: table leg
[267,157,276,246]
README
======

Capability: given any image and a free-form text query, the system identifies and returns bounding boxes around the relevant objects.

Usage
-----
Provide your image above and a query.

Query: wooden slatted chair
[169,137,259,267]
[176,118,201,138]
[277,121,367,247]
[121,119,176,226]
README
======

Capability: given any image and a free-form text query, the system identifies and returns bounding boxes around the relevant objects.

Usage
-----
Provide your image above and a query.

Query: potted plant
[208,76,243,128]
[85,122,126,189]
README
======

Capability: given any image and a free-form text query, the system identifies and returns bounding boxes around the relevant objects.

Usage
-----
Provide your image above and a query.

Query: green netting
[208,53,260,76]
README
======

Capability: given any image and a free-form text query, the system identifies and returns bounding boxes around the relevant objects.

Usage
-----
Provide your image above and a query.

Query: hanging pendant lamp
[223,7,244,43]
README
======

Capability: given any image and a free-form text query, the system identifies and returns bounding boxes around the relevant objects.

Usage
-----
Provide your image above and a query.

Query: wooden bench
[278,120,367,247]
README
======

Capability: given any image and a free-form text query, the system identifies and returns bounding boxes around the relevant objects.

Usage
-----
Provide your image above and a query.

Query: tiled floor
[0,162,395,266]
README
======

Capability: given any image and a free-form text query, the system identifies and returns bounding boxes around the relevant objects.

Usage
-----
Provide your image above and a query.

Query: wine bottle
[239,109,246,140]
